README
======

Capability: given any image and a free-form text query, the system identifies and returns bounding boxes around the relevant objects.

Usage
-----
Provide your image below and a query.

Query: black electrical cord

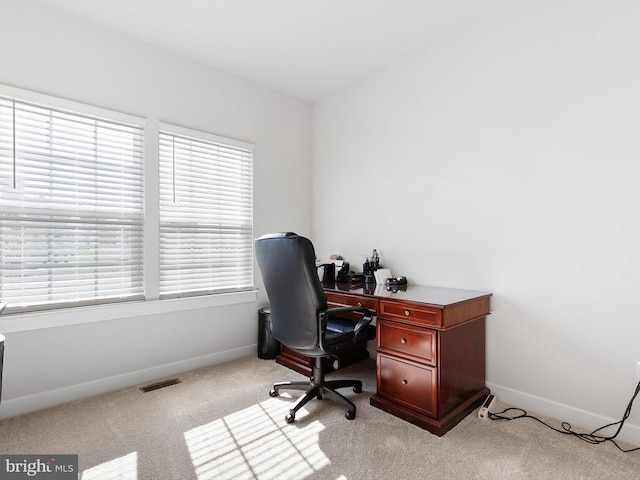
[488,381,640,453]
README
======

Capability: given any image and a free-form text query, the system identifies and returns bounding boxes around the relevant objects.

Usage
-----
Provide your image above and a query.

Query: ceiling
[39,0,515,102]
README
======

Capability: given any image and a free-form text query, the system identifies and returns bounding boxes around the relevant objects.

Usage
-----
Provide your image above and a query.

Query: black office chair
[255,232,375,423]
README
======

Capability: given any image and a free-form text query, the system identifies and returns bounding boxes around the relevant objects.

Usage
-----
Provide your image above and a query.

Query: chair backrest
[255,233,327,350]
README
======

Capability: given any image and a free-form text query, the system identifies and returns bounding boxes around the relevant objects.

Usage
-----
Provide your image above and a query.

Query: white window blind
[159,124,254,298]
[0,95,144,313]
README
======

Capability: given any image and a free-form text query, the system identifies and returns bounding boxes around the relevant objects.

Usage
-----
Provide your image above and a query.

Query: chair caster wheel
[353,385,362,393]
[285,413,295,423]
[345,410,356,420]
[269,389,279,397]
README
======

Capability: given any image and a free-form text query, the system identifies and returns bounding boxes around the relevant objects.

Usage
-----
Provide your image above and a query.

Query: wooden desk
[276,282,492,436]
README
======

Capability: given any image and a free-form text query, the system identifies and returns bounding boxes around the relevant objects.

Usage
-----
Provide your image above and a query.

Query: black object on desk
[316,263,335,283]
[386,276,407,286]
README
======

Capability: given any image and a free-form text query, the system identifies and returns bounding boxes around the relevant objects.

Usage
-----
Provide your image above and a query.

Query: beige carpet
[1,356,639,479]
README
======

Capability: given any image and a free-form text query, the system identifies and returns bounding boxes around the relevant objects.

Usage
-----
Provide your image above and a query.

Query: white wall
[0,0,311,417]
[312,0,640,443]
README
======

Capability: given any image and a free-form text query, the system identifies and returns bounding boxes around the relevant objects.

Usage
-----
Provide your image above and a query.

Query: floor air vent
[139,378,182,393]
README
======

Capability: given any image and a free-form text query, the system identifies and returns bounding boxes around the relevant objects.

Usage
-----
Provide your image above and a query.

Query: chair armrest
[325,306,374,343]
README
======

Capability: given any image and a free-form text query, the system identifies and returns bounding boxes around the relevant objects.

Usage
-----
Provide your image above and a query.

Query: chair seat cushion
[327,316,357,334]
[325,316,375,346]
[325,317,354,345]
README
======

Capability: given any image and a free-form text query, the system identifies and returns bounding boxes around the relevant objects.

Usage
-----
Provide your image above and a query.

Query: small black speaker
[258,306,280,359]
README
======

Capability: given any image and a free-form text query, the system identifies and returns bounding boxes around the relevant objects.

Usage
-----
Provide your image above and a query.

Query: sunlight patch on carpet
[82,452,137,480]
[184,398,330,479]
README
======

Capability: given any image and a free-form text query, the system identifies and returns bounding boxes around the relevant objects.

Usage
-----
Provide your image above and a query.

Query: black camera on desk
[386,276,408,292]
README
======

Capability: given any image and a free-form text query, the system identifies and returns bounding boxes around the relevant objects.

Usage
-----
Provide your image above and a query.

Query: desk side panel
[438,317,486,418]
[442,296,491,328]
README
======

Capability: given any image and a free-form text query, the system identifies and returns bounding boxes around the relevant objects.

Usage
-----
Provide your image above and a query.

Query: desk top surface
[323,282,491,307]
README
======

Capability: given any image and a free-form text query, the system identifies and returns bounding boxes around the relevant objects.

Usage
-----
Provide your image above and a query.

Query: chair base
[270,357,363,423]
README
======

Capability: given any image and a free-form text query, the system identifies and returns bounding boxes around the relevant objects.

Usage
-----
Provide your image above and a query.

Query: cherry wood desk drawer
[377,353,437,418]
[379,299,442,327]
[326,292,378,313]
[377,320,437,366]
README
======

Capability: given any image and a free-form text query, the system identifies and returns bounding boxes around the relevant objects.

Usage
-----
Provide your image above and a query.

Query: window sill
[0,290,258,334]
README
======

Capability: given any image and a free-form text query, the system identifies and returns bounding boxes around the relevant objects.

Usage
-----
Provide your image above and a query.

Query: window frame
[0,86,146,314]
[158,122,255,299]
[0,85,257,331]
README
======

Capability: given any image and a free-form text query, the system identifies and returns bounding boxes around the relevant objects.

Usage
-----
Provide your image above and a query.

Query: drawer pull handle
[402,379,408,385]
[400,338,407,344]
[404,310,411,316]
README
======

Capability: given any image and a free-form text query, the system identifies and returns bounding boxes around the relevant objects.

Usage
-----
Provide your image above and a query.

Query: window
[0,86,255,321]
[158,124,254,298]
[0,94,144,313]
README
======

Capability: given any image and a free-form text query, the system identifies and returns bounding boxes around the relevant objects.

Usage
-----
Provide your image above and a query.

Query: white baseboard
[0,344,256,420]
[487,381,640,447]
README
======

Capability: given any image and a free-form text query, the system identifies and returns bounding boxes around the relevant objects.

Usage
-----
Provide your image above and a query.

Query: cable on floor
[488,381,640,453]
